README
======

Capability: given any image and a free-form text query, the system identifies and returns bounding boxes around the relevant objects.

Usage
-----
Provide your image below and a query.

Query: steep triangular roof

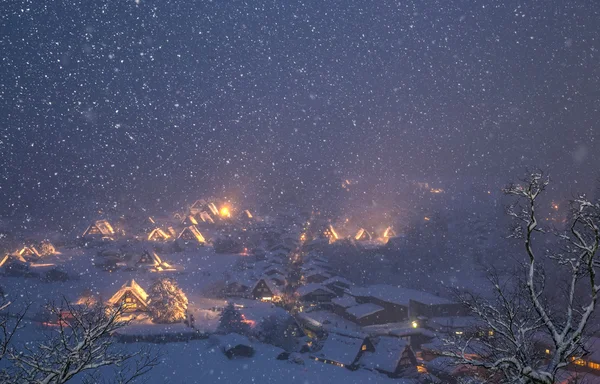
[383,226,397,238]
[178,225,206,243]
[83,220,115,237]
[355,228,372,241]
[198,211,215,223]
[107,279,149,307]
[181,215,199,226]
[18,246,41,258]
[0,253,28,268]
[190,199,208,210]
[147,228,171,241]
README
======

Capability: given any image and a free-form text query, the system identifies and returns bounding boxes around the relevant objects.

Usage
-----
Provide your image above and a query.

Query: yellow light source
[219,206,231,218]
[411,321,418,329]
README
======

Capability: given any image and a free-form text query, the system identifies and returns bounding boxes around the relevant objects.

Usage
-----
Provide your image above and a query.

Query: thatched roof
[107,279,149,307]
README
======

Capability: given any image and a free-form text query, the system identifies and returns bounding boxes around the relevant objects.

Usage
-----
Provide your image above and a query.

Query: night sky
[1,0,599,223]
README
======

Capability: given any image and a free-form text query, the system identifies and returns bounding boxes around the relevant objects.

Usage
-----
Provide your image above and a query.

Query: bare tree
[7,299,159,384]
[445,172,600,384]
[1,300,29,382]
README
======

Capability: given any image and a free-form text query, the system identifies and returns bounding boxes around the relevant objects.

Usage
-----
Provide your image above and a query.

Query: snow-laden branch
[447,171,600,384]
[8,299,159,384]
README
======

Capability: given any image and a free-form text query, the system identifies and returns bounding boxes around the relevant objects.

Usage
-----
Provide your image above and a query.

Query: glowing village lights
[411,320,418,328]
[219,206,231,218]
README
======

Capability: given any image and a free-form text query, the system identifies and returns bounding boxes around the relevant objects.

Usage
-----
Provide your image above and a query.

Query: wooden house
[382,226,397,239]
[355,228,372,241]
[360,336,418,378]
[82,220,115,239]
[0,253,27,268]
[323,276,353,296]
[177,225,206,244]
[135,250,172,271]
[303,270,332,284]
[345,303,386,327]
[18,246,41,259]
[107,280,149,312]
[296,284,336,303]
[147,228,171,241]
[310,333,375,369]
[181,215,199,227]
[251,278,281,301]
[197,211,215,224]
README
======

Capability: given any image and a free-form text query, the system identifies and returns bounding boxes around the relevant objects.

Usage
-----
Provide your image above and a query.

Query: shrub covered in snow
[148,278,188,324]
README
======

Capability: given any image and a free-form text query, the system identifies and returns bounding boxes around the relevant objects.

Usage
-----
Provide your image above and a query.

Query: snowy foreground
[91,338,406,384]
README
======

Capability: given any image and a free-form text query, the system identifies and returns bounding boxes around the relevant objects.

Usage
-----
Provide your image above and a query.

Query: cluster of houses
[3,198,600,384]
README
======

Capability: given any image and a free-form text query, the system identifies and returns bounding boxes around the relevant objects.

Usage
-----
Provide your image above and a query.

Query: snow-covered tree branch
[445,171,600,384]
[7,298,159,384]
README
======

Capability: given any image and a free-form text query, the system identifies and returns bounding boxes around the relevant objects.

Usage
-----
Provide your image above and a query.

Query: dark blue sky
[1,0,599,222]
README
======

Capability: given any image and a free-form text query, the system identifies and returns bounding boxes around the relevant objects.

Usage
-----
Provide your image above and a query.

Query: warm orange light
[219,207,231,218]
[430,188,444,194]
[424,217,430,221]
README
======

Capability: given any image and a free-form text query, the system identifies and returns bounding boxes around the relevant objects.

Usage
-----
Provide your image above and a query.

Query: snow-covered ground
[2,244,246,316]
[96,338,411,384]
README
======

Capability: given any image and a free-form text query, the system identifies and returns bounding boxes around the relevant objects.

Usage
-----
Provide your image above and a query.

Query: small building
[382,226,397,238]
[303,270,332,284]
[147,228,171,241]
[296,284,336,303]
[331,295,358,317]
[566,336,600,376]
[323,276,353,296]
[82,220,115,239]
[219,333,255,359]
[107,280,149,312]
[251,278,282,302]
[18,246,41,259]
[0,253,29,269]
[311,333,375,369]
[360,336,418,378]
[345,303,386,327]
[135,250,172,272]
[181,215,199,227]
[197,211,215,224]
[39,241,57,256]
[355,228,372,241]
[177,225,206,244]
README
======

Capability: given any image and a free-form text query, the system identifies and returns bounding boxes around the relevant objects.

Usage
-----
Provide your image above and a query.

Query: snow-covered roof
[360,336,410,373]
[331,295,357,308]
[425,356,457,375]
[323,276,353,287]
[311,333,367,366]
[347,284,454,306]
[107,279,149,306]
[296,283,335,297]
[252,278,282,297]
[346,303,385,319]
[218,333,252,349]
[584,336,600,361]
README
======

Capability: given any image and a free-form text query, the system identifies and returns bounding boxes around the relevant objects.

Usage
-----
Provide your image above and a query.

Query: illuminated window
[545,349,551,355]
[455,331,463,335]
[125,297,132,303]
[588,362,600,370]
[488,330,494,336]
[573,359,586,366]
[361,345,367,351]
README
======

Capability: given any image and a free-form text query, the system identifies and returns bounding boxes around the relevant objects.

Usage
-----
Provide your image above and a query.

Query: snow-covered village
[2,1,600,384]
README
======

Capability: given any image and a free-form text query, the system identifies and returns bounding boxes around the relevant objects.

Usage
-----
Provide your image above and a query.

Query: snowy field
[94,338,410,384]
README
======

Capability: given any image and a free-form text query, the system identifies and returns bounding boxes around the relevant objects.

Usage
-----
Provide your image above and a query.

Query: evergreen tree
[217,302,250,335]
[148,278,188,324]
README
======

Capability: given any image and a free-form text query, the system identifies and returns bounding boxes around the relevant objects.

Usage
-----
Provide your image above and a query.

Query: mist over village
[1,1,600,384]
